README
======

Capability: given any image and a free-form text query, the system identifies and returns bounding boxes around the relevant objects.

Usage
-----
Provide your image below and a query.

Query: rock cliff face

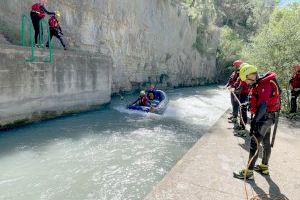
[0,0,219,93]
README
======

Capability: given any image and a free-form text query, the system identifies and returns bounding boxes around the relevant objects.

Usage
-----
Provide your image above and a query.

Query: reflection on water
[0,86,230,200]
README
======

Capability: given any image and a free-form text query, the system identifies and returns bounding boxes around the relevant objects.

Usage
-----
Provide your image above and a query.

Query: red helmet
[292,64,300,72]
[233,60,243,69]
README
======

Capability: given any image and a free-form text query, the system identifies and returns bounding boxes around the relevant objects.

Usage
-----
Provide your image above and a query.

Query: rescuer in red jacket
[45,11,67,50]
[226,60,243,123]
[232,75,249,137]
[234,65,281,180]
[30,0,55,46]
[290,64,300,113]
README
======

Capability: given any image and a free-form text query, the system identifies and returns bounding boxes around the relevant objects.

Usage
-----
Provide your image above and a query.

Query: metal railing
[21,14,35,62]
[39,19,52,63]
[21,14,53,63]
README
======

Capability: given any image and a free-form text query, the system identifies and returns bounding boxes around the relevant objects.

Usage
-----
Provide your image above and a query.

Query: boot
[233,124,243,130]
[229,117,238,123]
[233,168,254,180]
[228,115,234,120]
[254,164,269,175]
[234,129,247,137]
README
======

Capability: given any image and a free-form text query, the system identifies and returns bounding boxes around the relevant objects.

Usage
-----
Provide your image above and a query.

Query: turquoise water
[0,87,230,200]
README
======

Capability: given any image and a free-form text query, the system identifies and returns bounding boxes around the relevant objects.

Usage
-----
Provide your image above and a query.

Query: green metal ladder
[21,14,53,63]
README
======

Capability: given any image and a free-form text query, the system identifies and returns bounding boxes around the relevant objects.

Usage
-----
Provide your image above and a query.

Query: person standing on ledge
[232,63,250,137]
[30,0,55,47]
[233,64,281,180]
[46,11,67,50]
[289,64,300,113]
[226,60,243,124]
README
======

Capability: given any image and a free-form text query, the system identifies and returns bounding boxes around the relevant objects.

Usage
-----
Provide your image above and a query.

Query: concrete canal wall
[0,44,112,129]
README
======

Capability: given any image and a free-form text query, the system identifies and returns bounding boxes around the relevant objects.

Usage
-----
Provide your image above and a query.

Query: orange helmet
[233,60,243,69]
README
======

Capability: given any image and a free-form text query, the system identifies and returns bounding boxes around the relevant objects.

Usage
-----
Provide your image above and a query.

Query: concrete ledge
[0,44,112,129]
[145,111,300,200]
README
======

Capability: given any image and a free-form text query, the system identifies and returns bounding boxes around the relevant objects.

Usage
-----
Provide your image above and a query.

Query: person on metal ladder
[30,0,55,47]
[45,11,67,50]
[233,64,281,180]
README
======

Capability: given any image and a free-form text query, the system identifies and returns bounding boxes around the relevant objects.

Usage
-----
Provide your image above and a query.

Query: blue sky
[279,0,300,6]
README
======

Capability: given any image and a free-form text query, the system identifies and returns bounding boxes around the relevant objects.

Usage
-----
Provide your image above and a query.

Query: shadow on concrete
[249,176,289,200]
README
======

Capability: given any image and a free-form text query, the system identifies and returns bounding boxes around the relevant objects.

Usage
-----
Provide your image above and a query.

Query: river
[0,86,230,200]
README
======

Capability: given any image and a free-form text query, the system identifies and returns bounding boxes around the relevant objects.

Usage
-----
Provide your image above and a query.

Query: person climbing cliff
[45,11,67,50]
[233,65,281,180]
[290,64,300,113]
[226,60,243,124]
[30,0,55,47]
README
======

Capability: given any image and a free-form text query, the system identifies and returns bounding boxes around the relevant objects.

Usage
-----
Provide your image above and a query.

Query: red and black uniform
[226,71,239,88]
[289,72,300,113]
[46,16,66,49]
[139,95,150,106]
[248,72,281,170]
[227,71,239,118]
[30,3,55,44]
[234,79,249,129]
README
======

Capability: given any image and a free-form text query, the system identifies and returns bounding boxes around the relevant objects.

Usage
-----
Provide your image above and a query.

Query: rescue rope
[229,90,288,200]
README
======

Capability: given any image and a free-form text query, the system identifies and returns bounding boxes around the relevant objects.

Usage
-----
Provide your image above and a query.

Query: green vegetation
[216,26,244,81]
[180,0,217,54]
[181,0,299,112]
[214,0,278,81]
[242,3,300,111]
[180,0,277,75]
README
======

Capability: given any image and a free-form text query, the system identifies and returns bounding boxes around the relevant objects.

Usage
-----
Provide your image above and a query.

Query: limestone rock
[0,0,219,92]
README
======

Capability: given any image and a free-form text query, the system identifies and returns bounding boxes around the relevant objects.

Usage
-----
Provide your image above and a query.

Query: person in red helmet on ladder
[30,0,55,47]
[45,11,67,50]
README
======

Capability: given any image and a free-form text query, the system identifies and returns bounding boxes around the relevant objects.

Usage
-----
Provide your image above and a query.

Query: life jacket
[233,78,241,89]
[31,3,45,18]
[139,95,148,106]
[239,80,249,94]
[290,73,300,89]
[249,87,257,114]
[49,16,59,29]
[249,72,281,114]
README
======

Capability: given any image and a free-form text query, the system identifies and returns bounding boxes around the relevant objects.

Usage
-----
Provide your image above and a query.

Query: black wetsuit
[46,24,66,49]
[30,5,55,44]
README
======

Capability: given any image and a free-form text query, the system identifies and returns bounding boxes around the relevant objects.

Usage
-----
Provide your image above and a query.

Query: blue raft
[127,90,168,114]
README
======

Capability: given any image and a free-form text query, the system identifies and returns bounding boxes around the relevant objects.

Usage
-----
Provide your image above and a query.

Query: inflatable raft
[127,90,168,114]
